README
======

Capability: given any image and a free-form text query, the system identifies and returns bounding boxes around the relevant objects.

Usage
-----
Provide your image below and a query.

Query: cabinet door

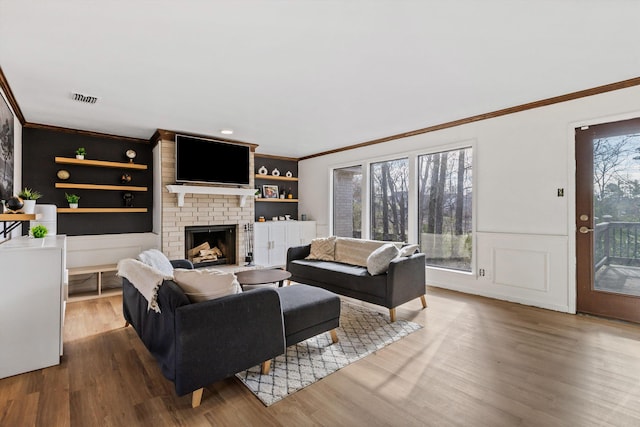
[300,221,317,245]
[270,222,287,266]
[285,222,301,249]
[253,222,271,267]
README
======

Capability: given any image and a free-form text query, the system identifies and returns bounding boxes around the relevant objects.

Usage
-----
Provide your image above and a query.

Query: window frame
[329,139,476,275]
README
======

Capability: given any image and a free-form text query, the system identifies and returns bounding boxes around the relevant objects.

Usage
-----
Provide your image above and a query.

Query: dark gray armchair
[122,260,285,407]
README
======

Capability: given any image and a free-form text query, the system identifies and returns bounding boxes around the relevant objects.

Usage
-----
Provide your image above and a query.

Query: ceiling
[1,1,639,158]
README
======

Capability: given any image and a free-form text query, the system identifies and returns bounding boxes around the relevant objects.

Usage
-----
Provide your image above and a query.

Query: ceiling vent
[71,92,98,104]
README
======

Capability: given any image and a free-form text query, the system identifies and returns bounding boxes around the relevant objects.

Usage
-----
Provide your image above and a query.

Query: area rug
[235,301,422,406]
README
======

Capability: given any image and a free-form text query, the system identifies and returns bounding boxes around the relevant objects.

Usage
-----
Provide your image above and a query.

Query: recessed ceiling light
[220,129,234,135]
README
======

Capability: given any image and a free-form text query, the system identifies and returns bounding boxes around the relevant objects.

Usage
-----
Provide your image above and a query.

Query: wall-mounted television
[175,134,250,186]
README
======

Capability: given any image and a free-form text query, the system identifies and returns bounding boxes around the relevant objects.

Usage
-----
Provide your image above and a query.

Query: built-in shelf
[166,185,257,207]
[255,198,299,203]
[57,208,148,213]
[254,174,298,182]
[55,157,147,170]
[55,183,148,192]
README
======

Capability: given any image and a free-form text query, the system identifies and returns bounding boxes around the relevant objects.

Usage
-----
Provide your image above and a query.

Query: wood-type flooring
[1,287,640,426]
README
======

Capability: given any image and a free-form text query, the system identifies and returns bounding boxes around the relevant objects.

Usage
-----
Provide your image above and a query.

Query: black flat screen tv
[175,134,250,186]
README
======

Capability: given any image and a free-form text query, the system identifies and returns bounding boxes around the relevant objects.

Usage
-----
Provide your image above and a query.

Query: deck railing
[594,222,640,269]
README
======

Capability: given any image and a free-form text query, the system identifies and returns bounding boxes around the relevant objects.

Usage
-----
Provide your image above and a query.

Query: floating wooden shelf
[55,157,147,170]
[255,198,299,203]
[255,174,298,182]
[55,183,148,192]
[57,208,148,213]
[0,214,36,221]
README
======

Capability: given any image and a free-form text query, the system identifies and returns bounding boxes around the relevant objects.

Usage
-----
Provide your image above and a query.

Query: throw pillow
[138,249,174,277]
[366,243,400,275]
[306,236,337,261]
[399,244,420,257]
[173,268,242,303]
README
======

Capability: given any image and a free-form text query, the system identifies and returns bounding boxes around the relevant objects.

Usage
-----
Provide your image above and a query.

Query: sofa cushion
[334,237,402,267]
[173,268,242,303]
[399,244,420,257]
[138,249,175,277]
[367,243,400,275]
[288,259,388,298]
[306,236,337,261]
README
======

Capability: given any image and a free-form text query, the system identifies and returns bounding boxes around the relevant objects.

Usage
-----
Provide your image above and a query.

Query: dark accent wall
[22,127,153,235]
[254,155,298,221]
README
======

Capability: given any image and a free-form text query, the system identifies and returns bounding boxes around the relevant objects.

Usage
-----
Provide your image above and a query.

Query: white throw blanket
[117,258,172,313]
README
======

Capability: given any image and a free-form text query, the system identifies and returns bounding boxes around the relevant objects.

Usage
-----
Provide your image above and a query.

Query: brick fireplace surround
[158,136,255,264]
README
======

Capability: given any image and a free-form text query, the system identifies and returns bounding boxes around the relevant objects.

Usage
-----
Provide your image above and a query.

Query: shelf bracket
[2,220,23,237]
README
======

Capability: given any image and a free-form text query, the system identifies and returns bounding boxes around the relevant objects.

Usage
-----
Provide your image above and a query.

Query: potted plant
[18,187,42,214]
[29,224,48,238]
[65,193,80,208]
[75,147,86,160]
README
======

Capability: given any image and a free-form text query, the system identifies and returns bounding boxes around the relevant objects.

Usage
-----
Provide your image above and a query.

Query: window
[370,158,408,242]
[418,147,472,271]
[333,165,362,238]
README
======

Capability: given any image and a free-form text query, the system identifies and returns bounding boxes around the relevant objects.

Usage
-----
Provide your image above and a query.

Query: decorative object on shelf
[125,149,137,163]
[301,214,307,221]
[279,189,285,199]
[271,168,280,176]
[285,215,291,220]
[285,171,293,178]
[56,169,70,180]
[75,147,86,160]
[29,224,48,238]
[258,216,265,222]
[121,173,132,183]
[65,193,80,208]
[5,197,24,213]
[262,184,278,199]
[254,188,262,197]
[272,216,278,221]
[18,187,42,214]
[279,216,285,221]
[258,166,268,175]
[123,192,134,207]
[287,188,293,199]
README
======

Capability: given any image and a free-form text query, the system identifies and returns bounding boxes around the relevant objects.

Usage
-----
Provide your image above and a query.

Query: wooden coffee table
[235,268,292,290]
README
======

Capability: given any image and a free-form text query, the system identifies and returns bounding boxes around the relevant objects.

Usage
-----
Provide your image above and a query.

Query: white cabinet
[0,235,67,379]
[254,221,316,267]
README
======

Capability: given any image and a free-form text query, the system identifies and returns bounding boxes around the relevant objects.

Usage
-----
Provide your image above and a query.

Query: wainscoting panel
[493,247,548,291]
[427,232,569,313]
[66,233,159,268]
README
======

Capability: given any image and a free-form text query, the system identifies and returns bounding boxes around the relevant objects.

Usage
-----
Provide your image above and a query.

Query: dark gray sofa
[122,260,285,408]
[286,242,427,321]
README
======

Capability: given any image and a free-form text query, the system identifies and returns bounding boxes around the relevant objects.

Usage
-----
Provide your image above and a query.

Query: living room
[2,2,640,425]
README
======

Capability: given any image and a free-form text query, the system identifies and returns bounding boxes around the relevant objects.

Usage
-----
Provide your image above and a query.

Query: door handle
[579,226,594,234]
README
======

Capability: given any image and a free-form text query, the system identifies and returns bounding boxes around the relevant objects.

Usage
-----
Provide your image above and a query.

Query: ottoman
[275,284,341,347]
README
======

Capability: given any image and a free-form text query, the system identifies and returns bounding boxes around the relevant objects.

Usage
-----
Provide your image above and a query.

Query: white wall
[299,85,640,313]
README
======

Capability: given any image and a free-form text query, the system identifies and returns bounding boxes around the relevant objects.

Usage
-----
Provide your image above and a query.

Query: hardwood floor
[2,287,640,426]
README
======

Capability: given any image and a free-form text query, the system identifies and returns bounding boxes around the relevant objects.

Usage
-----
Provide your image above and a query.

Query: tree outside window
[418,147,472,271]
[370,158,408,242]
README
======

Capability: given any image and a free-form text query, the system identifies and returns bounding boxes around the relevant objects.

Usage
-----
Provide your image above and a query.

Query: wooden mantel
[166,185,256,207]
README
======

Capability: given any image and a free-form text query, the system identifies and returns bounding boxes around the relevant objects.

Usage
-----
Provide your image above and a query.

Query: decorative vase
[22,199,36,214]
[69,203,78,209]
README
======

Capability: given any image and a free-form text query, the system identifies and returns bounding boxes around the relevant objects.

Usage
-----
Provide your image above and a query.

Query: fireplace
[185,225,237,268]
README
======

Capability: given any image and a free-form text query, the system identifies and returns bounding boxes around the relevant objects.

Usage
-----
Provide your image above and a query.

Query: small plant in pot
[65,193,80,208]
[30,224,48,238]
[18,187,42,214]
[75,147,86,160]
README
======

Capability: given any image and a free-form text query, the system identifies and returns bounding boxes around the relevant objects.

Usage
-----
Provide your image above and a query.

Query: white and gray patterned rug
[235,301,423,406]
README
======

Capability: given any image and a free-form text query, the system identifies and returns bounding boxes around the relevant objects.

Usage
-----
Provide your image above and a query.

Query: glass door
[576,118,640,323]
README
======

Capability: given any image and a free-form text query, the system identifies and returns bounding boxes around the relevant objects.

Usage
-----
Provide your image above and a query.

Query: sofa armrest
[386,253,426,308]
[173,287,285,396]
[171,259,194,269]
[287,244,311,269]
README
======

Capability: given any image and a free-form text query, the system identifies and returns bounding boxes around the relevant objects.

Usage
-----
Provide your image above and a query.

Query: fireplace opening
[185,225,237,268]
